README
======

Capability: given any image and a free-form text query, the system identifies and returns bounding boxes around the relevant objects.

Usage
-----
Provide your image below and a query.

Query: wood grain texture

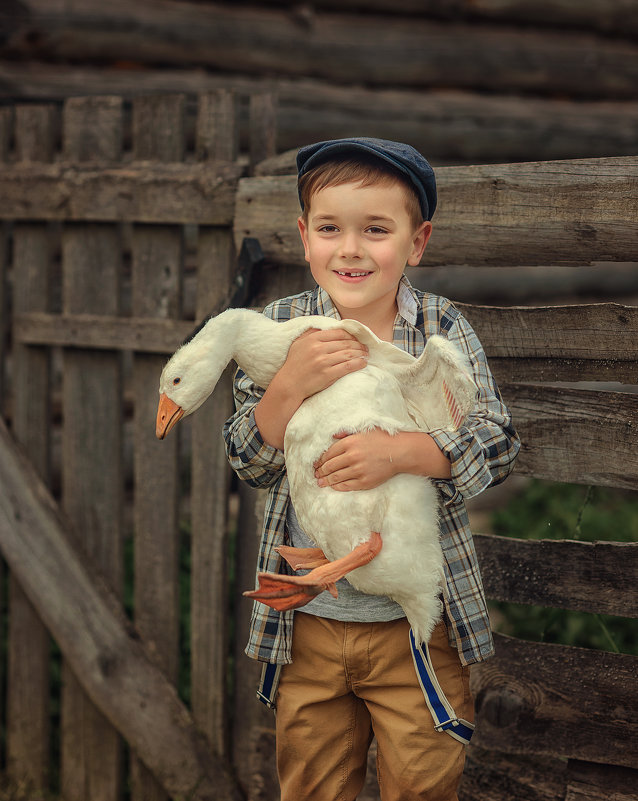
[3,63,638,165]
[234,157,638,268]
[6,103,55,792]
[0,161,241,224]
[0,418,243,801]
[471,633,638,767]
[130,93,184,801]
[6,1,638,99]
[502,383,638,489]
[475,534,638,616]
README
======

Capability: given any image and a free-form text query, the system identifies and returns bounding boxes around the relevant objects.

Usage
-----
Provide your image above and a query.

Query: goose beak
[156,393,183,440]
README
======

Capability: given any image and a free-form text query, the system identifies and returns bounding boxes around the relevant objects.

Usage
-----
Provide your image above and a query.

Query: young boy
[224,138,520,801]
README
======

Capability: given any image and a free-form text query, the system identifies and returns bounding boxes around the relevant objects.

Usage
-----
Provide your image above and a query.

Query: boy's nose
[338,232,363,258]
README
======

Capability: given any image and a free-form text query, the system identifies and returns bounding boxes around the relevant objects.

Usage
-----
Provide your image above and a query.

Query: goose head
[155,307,294,439]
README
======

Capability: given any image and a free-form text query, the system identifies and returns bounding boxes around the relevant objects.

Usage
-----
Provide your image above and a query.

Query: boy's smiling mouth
[335,269,372,279]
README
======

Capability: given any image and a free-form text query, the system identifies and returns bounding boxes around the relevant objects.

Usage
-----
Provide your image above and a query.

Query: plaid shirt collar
[312,274,419,326]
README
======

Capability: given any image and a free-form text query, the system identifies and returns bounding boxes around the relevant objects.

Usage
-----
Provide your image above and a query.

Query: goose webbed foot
[276,545,330,570]
[244,531,382,612]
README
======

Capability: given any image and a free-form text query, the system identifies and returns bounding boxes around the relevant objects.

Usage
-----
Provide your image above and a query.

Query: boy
[224,138,519,800]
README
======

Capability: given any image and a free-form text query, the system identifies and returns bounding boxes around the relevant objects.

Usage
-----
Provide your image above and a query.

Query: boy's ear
[297,215,311,263]
[408,221,433,267]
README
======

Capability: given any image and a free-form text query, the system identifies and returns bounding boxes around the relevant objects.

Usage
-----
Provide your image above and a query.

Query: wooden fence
[0,91,637,801]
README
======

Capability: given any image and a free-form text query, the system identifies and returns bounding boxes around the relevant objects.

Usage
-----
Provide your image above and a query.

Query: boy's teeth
[338,271,368,276]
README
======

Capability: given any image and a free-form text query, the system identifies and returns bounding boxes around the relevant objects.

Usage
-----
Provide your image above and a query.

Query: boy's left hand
[314,429,396,492]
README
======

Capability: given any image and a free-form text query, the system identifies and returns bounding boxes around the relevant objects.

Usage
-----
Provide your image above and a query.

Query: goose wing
[399,335,477,432]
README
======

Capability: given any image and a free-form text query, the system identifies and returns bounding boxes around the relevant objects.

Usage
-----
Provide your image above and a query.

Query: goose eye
[173,377,181,385]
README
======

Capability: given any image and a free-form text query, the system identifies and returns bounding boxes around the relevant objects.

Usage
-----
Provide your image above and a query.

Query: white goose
[156,308,476,644]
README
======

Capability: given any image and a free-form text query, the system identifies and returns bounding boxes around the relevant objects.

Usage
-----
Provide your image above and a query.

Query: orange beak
[156,393,184,439]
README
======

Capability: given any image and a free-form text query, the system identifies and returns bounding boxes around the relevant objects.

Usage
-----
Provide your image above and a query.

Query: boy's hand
[314,430,397,492]
[255,328,367,451]
[279,328,368,401]
[314,429,453,491]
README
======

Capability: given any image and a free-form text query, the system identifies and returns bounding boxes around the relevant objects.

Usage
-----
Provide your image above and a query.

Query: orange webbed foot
[276,545,329,570]
[243,532,382,613]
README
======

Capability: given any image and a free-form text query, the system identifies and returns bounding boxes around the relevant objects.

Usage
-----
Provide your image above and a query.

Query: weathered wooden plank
[189,90,239,759]
[13,303,638,382]
[0,418,243,801]
[458,304,638,361]
[249,93,277,172]
[6,103,55,793]
[130,93,184,801]
[257,0,638,38]
[0,161,241,224]
[565,760,638,801]
[234,157,638,268]
[503,384,638,489]
[460,746,567,801]
[60,96,123,801]
[232,483,279,800]
[7,1,638,99]
[3,64,638,165]
[471,633,638,767]
[13,311,194,353]
[475,535,638,617]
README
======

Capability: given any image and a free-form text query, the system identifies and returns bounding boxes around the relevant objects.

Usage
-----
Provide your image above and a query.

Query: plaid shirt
[223,276,520,666]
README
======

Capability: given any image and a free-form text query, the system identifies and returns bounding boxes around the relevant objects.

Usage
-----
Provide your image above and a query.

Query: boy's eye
[318,224,339,233]
[366,226,388,234]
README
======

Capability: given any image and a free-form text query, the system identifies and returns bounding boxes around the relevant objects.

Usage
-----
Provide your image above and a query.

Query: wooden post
[249,93,277,173]
[130,93,184,801]
[190,89,239,758]
[7,104,56,793]
[59,95,124,801]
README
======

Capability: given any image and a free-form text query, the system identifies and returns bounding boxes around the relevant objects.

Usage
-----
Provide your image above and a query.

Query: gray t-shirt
[286,503,406,622]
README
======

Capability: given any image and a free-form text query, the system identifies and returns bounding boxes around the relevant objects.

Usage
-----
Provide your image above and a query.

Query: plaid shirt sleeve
[428,311,520,501]
[222,304,287,488]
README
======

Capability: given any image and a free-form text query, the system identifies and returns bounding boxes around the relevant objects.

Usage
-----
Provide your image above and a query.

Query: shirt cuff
[429,426,494,501]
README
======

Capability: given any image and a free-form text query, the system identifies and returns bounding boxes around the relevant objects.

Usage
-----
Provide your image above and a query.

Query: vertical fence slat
[60,96,124,801]
[130,94,184,801]
[7,104,56,793]
[190,89,240,758]
[231,93,280,799]
[249,93,277,171]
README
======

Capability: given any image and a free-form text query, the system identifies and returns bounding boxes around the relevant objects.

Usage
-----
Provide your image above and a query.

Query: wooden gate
[0,90,275,801]
[0,91,637,801]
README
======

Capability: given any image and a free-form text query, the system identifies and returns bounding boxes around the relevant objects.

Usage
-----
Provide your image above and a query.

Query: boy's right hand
[254,328,368,451]
[279,328,368,400]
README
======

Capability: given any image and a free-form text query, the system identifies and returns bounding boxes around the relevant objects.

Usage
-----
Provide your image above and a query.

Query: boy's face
[297,180,431,322]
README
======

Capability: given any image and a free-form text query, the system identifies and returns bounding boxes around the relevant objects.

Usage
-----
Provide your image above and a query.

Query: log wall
[0,89,636,801]
[1,0,638,167]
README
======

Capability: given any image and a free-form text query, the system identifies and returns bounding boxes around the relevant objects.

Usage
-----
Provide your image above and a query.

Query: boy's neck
[333,298,398,342]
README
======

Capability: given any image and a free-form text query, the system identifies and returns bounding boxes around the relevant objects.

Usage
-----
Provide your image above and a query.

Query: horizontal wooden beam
[503,383,638,490]
[458,303,638,360]
[7,1,638,99]
[471,633,638,767]
[474,534,638,617]
[3,64,638,165]
[14,302,638,371]
[256,0,638,39]
[0,161,242,224]
[0,419,242,801]
[234,157,638,267]
[13,312,194,354]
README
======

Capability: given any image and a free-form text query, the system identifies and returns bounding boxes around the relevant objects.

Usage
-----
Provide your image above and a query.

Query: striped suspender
[409,629,475,745]
[257,631,474,745]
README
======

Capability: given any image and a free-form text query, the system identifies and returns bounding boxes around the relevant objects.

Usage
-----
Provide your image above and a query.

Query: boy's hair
[298,153,424,231]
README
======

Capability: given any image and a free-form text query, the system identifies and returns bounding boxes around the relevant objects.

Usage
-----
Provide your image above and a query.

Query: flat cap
[297,137,437,221]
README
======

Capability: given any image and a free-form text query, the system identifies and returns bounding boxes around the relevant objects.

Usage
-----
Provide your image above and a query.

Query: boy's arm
[315,314,520,496]
[224,326,367,487]
[255,328,368,451]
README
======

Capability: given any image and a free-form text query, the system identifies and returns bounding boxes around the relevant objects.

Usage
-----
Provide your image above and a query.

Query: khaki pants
[276,613,474,801]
